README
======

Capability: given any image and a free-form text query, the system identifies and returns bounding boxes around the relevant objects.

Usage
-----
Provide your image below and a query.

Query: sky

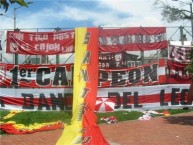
[0,0,192,63]
[0,0,191,29]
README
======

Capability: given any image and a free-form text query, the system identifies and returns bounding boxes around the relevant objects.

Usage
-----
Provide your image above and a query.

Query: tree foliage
[187,48,193,75]
[154,0,193,76]
[153,0,192,22]
[0,0,28,12]
[154,0,193,102]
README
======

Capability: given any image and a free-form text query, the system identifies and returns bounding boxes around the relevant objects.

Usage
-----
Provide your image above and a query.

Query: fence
[0,26,192,65]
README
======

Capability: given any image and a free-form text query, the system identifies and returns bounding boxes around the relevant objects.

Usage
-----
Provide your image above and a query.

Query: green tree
[187,49,193,74]
[153,0,192,22]
[187,49,193,103]
[0,0,28,12]
[154,0,193,102]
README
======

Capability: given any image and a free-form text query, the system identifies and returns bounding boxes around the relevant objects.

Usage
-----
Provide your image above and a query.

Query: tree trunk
[188,77,193,103]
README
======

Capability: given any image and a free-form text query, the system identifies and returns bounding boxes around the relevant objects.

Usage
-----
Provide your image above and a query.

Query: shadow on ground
[164,116,193,126]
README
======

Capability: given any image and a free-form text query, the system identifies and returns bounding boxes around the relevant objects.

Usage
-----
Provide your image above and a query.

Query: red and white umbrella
[95,98,115,112]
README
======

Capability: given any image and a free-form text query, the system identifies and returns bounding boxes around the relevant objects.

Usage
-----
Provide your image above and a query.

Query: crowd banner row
[0,59,167,88]
[5,27,167,55]
[1,28,192,113]
[1,59,191,88]
[1,27,192,142]
[0,84,191,111]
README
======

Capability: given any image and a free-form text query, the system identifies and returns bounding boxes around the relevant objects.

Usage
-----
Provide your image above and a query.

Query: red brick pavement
[0,112,193,145]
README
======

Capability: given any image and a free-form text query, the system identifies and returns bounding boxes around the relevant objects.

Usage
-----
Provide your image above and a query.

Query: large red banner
[6,30,75,55]
[0,60,166,88]
[99,27,167,52]
[0,63,73,88]
[99,59,166,87]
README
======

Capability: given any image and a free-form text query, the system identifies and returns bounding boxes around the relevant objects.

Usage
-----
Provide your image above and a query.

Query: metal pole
[13,8,18,65]
[14,8,16,29]
[172,0,193,43]
[141,51,144,64]
[55,27,61,64]
[180,26,184,45]
[13,2,33,65]
[190,3,193,44]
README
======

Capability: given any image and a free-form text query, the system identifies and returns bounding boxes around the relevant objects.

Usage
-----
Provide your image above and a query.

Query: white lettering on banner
[28,34,48,41]
[53,32,75,40]
[64,46,74,53]
[7,31,75,54]
[99,52,129,68]
[13,43,74,53]
[99,53,115,61]
[33,44,74,53]
[35,43,60,52]
[99,34,166,45]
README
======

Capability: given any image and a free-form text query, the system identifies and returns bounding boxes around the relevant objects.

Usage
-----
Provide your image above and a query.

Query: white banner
[0,84,192,111]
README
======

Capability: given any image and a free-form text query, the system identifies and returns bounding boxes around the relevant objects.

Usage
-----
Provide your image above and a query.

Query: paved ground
[0,112,193,145]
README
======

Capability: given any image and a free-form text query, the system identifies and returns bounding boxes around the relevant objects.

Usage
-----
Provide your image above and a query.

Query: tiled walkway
[1,112,193,145]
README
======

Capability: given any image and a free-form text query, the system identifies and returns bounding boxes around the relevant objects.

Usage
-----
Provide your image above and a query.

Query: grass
[0,110,72,125]
[96,110,143,124]
[165,108,192,114]
[0,109,192,135]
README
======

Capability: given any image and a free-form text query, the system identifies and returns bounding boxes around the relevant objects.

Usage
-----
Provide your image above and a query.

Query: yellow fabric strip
[56,27,87,145]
